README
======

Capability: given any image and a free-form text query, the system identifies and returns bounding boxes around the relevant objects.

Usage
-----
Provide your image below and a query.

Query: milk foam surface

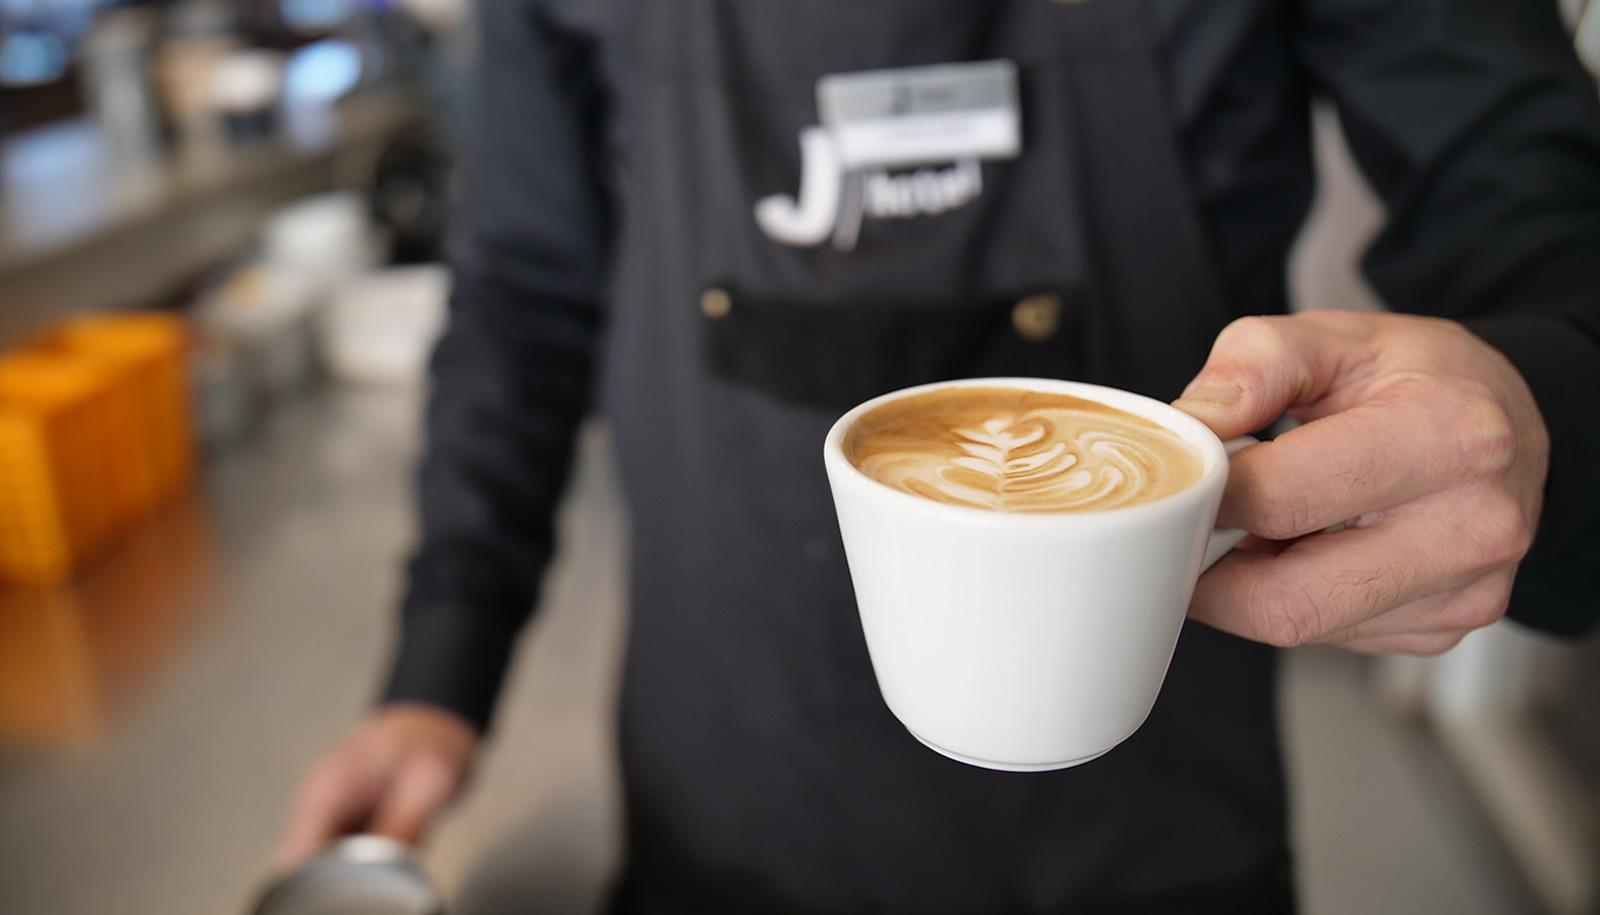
[844,387,1203,513]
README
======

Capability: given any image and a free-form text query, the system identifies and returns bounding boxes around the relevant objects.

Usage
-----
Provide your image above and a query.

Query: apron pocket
[700,285,1083,411]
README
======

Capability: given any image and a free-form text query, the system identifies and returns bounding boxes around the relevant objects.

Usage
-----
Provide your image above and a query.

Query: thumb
[1172,314,1358,438]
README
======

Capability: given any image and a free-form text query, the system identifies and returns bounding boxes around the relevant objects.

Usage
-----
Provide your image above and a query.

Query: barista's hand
[1175,310,1548,655]
[274,703,479,871]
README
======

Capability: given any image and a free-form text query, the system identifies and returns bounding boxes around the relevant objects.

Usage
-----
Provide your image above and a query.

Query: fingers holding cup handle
[1200,436,1258,573]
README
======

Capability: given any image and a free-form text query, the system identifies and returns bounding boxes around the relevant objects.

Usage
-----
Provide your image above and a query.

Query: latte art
[845,388,1203,513]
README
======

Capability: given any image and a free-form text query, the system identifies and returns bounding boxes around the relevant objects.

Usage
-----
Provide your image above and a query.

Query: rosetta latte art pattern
[845,388,1203,513]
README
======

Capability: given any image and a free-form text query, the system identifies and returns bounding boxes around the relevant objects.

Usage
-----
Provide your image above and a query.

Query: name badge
[817,60,1022,170]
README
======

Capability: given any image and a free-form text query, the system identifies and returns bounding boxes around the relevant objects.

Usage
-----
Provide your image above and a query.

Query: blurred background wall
[0,1,1596,913]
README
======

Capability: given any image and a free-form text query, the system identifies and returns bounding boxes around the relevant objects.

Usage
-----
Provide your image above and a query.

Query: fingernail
[1178,378,1240,405]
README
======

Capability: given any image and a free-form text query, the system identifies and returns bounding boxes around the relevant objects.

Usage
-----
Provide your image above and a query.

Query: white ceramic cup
[823,377,1251,771]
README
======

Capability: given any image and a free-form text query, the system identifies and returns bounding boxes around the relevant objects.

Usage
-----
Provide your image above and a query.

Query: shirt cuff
[1466,313,1600,638]
[380,605,521,732]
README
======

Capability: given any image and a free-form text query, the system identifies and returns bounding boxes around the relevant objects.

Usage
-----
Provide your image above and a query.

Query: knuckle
[1221,315,1290,357]
[1449,391,1517,476]
[1444,588,1511,632]
[1246,574,1320,648]
[1213,318,1287,404]
[1330,567,1403,620]
[1473,492,1534,566]
[1251,483,1316,540]
[1222,321,1286,407]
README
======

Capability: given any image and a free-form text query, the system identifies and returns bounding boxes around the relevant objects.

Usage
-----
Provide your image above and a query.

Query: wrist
[381,604,519,734]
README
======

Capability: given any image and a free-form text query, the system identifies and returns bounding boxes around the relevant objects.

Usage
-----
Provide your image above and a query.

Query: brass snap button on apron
[1012,293,1061,342]
[700,287,732,320]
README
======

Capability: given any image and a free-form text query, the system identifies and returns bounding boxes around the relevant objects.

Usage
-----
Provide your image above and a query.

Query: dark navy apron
[589,1,1292,911]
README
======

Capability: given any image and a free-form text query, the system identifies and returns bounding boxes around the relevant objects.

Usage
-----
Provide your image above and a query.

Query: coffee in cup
[842,387,1203,514]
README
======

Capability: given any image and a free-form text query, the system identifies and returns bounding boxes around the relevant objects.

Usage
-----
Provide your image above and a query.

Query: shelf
[0,89,424,347]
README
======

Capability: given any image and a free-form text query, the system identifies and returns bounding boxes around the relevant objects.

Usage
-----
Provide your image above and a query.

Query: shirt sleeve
[1298,0,1600,636]
[381,0,612,729]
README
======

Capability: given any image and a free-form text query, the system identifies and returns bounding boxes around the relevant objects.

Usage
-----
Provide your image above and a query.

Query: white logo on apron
[755,61,1021,251]
[756,129,984,250]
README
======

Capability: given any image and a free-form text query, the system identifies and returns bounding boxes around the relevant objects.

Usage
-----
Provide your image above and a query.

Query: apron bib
[593,2,1290,910]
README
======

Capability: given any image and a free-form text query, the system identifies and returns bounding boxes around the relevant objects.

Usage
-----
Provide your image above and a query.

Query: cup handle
[1200,436,1258,573]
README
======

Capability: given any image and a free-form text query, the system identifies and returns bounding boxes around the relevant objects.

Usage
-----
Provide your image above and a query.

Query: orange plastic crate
[56,314,195,505]
[13,344,149,531]
[0,355,124,585]
[0,314,197,586]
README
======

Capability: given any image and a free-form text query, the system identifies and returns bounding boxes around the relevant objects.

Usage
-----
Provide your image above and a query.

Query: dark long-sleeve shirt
[390,0,1600,727]
[384,0,1600,909]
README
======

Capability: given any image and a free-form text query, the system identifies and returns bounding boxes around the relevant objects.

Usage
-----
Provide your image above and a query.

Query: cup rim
[822,377,1230,527]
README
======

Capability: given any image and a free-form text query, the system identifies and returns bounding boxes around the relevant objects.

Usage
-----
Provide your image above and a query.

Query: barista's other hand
[274,703,479,871]
[1175,310,1548,655]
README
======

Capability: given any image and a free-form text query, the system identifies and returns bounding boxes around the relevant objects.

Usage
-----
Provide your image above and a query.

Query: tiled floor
[0,389,1542,914]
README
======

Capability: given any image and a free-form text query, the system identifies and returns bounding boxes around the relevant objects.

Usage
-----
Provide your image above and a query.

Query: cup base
[908,730,1112,772]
